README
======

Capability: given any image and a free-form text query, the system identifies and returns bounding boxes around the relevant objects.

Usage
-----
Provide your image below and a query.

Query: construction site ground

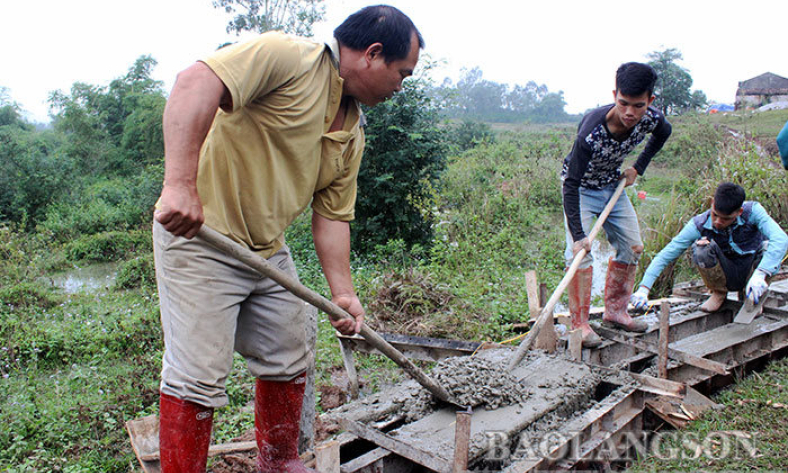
[128,275,788,472]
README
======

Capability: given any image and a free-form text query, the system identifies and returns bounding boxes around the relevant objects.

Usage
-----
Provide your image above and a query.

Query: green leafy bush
[445,119,496,153]
[353,78,448,253]
[64,230,151,263]
[114,254,156,290]
[0,282,61,309]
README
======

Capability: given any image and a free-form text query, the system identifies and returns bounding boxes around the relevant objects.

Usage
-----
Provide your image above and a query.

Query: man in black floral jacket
[561,62,672,347]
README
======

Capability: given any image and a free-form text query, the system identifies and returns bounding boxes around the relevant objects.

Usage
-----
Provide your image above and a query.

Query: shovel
[196,225,456,405]
[508,178,628,369]
[733,289,769,324]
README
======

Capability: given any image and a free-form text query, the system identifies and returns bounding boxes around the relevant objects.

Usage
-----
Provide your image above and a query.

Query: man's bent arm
[156,62,230,238]
[751,203,788,276]
[633,117,672,176]
[312,211,364,334]
[639,220,701,290]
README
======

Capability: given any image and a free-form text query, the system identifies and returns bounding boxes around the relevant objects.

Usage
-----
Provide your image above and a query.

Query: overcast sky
[3,0,786,123]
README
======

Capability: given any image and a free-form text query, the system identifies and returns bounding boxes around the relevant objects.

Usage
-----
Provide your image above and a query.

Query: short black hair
[334,5,423,63]
[714,182,746,215]
[615,62,658,97]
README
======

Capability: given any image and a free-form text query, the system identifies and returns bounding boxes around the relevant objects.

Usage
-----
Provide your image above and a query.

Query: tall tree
[647,48,705,115]
[213,0,325,37]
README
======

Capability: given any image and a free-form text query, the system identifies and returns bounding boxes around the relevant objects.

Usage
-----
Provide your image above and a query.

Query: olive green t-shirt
[199,32,364,258]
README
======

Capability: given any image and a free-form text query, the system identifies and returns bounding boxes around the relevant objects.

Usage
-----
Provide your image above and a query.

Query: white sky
[2,0,786,123]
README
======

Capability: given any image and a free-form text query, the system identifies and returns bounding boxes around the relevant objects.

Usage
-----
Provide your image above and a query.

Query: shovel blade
[733,290,768,324]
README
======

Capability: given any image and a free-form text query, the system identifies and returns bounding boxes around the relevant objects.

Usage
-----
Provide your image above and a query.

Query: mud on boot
[568,266,602,347]
[602,259,648,333]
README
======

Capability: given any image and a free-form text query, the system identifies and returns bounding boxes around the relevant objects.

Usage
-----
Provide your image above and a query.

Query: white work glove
[746,269,768,305]
[630,286,650,311]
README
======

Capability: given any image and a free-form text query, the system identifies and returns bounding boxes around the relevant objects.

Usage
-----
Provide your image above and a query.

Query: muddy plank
[594,325,730,375]
[670,317,788,359]
[383,355,599,462]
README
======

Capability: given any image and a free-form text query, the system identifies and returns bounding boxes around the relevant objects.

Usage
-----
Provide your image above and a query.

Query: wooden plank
[336,332,483,361]
[568,329,582,361]
[125,415,161,473]
[316,441,340,473]
[595,325,730,375]
[525,271,540,321]
[339,338,360,399]
[658,302,670,378]
[526,272,556,352]
[338,447,390,472]
[139,440,258,462]
[588,364,686,398]
[453,408,472,473]
[670,317,788,359]
[627,372,686,398]
[341,419,452,473]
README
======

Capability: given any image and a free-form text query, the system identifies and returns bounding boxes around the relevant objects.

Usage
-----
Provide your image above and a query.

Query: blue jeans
[564,184,643,269]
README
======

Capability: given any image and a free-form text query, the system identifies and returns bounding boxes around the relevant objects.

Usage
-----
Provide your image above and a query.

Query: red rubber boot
[603,259,648,332]
[159,392,214,473]
[255,373,315,473]
[567,266,601,347]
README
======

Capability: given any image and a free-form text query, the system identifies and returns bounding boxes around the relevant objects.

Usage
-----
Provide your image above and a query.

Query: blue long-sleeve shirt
[778,120,788,170]
[639,202,788,290]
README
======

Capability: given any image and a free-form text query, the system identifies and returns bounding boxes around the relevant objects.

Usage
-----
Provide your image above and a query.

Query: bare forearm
[312,212,362,334]
[312,212,354,297]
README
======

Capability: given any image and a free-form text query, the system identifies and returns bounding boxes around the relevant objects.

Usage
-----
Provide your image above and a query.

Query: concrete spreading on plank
[379,349,603,462]
[400,352,532,421]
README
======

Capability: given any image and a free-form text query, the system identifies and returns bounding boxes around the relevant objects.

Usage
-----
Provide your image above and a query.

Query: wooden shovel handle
[196,225,454,404]
[508,179,628,369]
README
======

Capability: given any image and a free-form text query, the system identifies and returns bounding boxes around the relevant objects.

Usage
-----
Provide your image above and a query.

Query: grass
[0,112,786,471]
[707,108,788,140]
[630,357,788,472]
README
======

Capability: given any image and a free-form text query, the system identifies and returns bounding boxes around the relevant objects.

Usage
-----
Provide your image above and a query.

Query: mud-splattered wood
[594,325,729,375]
[383,354,598,463]
[341,419,452,473]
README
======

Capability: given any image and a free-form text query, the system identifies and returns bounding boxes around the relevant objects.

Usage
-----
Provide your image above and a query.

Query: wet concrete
[322,348,604,464]
[388,349,601,462]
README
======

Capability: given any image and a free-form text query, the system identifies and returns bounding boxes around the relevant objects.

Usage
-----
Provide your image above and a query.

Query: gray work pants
[153,221,308,408]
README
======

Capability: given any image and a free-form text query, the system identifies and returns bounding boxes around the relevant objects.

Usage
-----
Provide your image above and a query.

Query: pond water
[46,262,119,294]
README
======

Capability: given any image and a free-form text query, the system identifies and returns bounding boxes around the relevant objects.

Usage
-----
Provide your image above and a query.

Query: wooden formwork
[317,277,788,472]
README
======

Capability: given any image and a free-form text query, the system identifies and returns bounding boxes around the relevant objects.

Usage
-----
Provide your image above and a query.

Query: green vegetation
[631,357,788,472]
[2,58,788,471]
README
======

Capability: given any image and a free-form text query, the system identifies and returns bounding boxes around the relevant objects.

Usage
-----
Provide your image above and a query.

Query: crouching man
[632,182,787,313]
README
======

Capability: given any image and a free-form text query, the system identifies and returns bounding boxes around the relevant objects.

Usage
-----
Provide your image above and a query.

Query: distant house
[735,72,788,110]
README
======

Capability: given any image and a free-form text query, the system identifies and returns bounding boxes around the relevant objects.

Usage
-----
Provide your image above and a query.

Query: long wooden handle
[508,179,627,369]
[196,225,454,404]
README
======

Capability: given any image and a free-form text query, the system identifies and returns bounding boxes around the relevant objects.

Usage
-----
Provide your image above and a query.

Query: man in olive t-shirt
[152,6,423,472]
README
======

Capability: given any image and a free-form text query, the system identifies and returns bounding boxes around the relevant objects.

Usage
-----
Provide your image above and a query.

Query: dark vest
[693,202,764,256]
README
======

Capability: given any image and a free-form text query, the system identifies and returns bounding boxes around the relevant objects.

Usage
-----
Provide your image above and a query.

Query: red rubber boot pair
[256,373,315,473]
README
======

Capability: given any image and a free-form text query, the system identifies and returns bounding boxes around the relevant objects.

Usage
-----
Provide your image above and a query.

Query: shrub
[114,254,156,290]
[353,78,448,253]
[0,282,61,309]
[445,119,495,153]
[64,230,151,263]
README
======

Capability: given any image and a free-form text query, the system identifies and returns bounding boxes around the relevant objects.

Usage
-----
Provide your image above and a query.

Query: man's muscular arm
[155,62,231,238]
